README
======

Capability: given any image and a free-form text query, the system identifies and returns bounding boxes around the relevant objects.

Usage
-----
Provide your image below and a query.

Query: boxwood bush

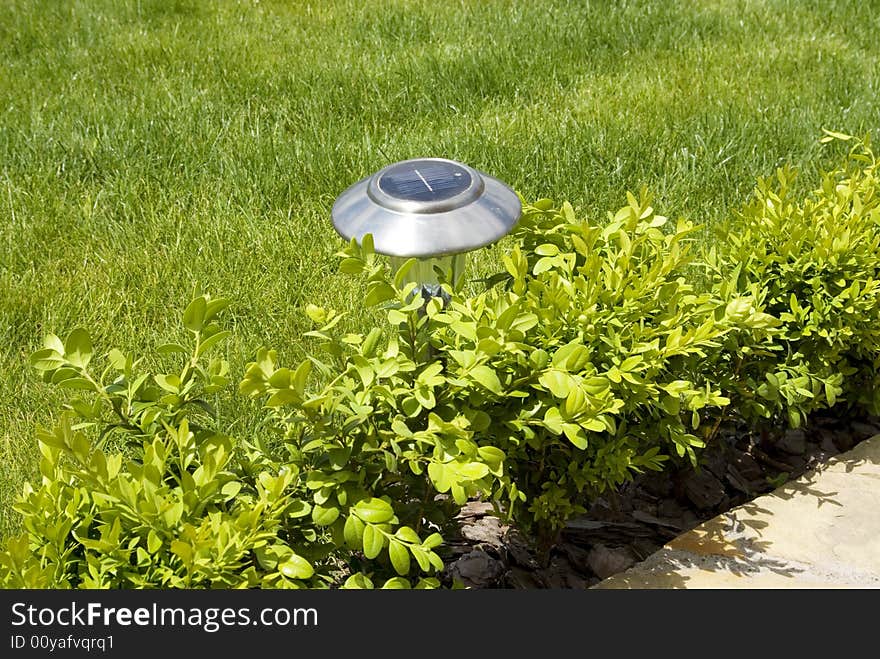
[2,133,877,588]
[711,132,880,428]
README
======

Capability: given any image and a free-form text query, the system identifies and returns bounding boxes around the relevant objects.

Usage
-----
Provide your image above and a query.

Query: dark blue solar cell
[378,160,472,202]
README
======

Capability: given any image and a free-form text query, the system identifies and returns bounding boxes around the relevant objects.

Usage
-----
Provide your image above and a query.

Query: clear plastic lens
[390,253,467,300]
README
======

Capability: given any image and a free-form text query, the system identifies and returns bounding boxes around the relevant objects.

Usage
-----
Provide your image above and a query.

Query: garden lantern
[331,157,521,302]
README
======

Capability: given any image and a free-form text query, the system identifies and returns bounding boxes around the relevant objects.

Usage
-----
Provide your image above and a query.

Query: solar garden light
[331,157,521,305]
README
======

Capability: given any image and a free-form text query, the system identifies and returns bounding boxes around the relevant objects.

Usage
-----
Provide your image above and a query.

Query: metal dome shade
[331,157,521,258]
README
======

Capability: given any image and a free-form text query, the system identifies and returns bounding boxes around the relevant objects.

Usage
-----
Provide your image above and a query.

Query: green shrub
[3,134,879,588]
[1,293,446,589]
[287,193,770,548]
[707,132,880,429]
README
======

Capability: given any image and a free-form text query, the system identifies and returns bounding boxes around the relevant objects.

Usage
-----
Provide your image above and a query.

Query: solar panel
[378,159,473,202]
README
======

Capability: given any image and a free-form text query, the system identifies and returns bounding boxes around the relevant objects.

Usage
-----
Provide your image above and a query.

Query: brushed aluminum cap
[331,157,521,258]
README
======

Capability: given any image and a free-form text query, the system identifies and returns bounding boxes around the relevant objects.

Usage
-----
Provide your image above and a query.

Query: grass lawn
[1,0,878,540]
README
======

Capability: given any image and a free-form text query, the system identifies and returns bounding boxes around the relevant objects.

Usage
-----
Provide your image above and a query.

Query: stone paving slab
[594,435,880,589]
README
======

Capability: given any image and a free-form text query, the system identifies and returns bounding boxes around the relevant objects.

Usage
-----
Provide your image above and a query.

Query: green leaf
[662,380,692,396]
[312,504,340,526]
[510,313,539,334]
[57,377,97,391]
[743,312,780,329]
[535,243,559,256]
[362,524,385,559]
[268,368,292,388]
[583,417,605,432]
[551,342,590,371]
[562,423,588,449]
[64,328,92,368]
[416,577,441,589]
[104,349,127,372]
[381,577,411,589]
[543,406,564,434]
[304,304,326,324]
[450,483,467,505]
[458,462,489,480]
[154,374,180,393]
[529,349,549,369]
[361,233,375,255]
[477,446,505,475]
[539,370,572,398]
[401,396,421,417]
[36,426,65,450]
[563,386,587,417]
[422,533,443,550]
[147,530,162,554]
[339,258,365,275]
[220,481,242,500]
[393,258,417,288]
[265,389,300,407]
[197,330,231,357]
[427,462,452,492]
[660,395,680,415]
[820,128,853,142]
[353,497,394,524]
[388,540,410,575]
[417,362,444,386]
[395,526,421,544]
[279,554,314,580]
[413,385,436,409]
[619,356,641,372]
[329,447,351,469]
[342,573,374,589]
[204,298,230,322]
[365,282,397,307]
[387,309,408,325]
[391,418,413,438]
[287,500,311,519]
[352,358,374,388]
[170,540,192,565]
[44,333,65,354]
[183,297,207,333]
[361,327,383,358]
[725,297,752,321]
[156,343,188,355]
[410,547,432,572]
[470,365,502,395]
[533,257,555,275]
[30,348,65,371]
[344,515,365,550]
[292,359,312,394]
